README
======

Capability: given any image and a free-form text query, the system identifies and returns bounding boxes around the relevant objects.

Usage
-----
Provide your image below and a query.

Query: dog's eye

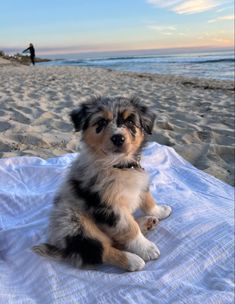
[95,119,108,133]
[97,119,107,127]
[125,117,135,126]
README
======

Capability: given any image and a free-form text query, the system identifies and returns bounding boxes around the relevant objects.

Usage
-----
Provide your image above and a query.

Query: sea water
[41,48,234,80]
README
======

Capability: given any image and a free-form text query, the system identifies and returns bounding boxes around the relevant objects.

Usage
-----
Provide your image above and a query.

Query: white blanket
[0,143,234,304]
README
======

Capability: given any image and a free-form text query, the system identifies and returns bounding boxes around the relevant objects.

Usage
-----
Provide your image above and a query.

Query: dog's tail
[32,243,64,261]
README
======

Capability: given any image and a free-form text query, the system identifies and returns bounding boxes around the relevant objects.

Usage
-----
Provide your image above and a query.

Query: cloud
[208,14,235,23]
[219,15,235,20]
[174,1,220,14]
[216,8,226,13]
[147,24,191,37]
[146,0,183,7]
[147,24,177,36]
[147,25,177,31]
[146,0,222,14]
[178,32,188,36]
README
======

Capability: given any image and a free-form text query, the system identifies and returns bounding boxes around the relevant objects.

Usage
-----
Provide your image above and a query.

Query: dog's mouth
[100,146,138,168]
[101,147,126,155]
[113,147,125,153]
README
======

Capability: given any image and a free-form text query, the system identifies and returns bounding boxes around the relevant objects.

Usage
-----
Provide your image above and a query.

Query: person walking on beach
[23,43,35,65]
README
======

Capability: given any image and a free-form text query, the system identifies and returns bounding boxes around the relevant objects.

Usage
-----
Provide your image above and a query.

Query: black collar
[113,156,142,170]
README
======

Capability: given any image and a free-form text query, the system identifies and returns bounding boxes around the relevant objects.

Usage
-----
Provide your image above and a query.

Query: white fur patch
[126,232,160,261]
[148,205,172,220]
[125,252,145,271]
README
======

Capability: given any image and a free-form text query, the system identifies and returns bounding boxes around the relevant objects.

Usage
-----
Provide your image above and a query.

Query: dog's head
[70,96,156,161]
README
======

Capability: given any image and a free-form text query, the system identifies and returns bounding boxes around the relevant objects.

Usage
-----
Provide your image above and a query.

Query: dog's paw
[125,252,145,271]
[136,216,159,235]
[127,234,160,262]
[139,240,160,261]
[150,205,172,220]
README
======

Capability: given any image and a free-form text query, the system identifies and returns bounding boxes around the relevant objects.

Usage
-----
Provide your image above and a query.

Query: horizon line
[1,45,234,57]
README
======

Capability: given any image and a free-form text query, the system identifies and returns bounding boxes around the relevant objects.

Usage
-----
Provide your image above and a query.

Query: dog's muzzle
[111,134,125,147]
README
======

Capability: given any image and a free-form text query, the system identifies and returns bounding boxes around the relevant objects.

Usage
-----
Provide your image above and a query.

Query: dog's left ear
[131,98,156,134]
[70,104,89,132]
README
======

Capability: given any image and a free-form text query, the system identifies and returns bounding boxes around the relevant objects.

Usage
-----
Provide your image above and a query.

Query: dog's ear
[70,104,89,132]
[130,97,156,134]
[70,96,102,131]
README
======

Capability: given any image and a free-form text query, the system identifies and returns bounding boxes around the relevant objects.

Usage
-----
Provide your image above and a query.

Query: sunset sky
[1,0,234,55]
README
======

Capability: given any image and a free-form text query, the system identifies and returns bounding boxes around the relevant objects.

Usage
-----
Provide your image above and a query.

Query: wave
[41,50,234,80]
[58,56,234,66]
[193,58,235,64]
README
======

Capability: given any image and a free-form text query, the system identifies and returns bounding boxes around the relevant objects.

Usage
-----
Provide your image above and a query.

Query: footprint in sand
[9,108,31,124]
[14,105,33,115]
[0,122,11,132]
[53,121,73,132]
[10,133,50,148]
[156,121,174,131]
[197,129,212,142]
[0,140,13,152]
[0,110,6,117]
[31,112,61,127]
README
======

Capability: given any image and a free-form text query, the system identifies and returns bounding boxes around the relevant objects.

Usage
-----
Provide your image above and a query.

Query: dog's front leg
[112,212,160,262]
[141,191,172,220]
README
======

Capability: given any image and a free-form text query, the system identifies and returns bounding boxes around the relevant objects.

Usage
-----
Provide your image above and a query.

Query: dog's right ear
[70,104,89,132]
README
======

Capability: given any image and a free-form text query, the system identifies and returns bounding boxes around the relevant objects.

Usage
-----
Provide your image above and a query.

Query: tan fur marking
[80,214,111,246]
[140,191,157,213]
[111,212,140,245]
[103,110,113,120]
[132,128,144,152]
[83,126,108,156]
[122,110,133,120]
[101,173,132,206]
[103,246,129,269]
[89,110,113,125]
[83,107,145,157]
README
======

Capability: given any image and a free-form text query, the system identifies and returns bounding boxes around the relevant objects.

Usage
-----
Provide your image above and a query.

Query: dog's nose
[111,134,125,147]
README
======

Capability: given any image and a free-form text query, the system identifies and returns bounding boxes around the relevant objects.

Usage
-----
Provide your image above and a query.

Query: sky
[0,0,234,55]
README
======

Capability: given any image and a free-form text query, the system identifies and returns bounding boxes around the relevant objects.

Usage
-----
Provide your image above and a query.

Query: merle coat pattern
[33,96,172,271]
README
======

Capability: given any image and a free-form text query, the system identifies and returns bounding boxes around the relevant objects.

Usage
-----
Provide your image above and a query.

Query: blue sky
[0,0,234,55]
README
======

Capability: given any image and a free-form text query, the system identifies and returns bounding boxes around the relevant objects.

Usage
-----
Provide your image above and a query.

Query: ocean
[41,48,235,80]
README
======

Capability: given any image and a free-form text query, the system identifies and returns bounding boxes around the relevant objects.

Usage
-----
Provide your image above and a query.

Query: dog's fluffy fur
[33,96,172,271]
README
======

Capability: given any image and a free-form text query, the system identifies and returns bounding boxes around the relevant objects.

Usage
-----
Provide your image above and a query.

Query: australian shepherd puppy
[33,95,172,271]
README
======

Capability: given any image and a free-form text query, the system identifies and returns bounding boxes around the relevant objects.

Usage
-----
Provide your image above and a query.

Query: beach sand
[0,61,234,186]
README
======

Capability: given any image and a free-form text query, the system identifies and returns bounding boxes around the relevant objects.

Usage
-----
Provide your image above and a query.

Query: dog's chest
[103,169,149,212]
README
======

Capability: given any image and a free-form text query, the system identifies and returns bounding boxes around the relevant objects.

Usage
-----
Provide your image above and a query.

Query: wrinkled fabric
[0,142,234,304]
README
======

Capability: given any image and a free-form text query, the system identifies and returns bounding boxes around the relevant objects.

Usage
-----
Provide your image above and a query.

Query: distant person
[23,43,35,65]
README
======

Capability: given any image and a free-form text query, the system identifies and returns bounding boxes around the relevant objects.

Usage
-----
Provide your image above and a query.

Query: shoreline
[0,63,234,185]
[39,61,235,83]
[0,54,51,66]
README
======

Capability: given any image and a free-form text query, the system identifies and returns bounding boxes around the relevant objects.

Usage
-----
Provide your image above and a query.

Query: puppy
[33,96,172,271]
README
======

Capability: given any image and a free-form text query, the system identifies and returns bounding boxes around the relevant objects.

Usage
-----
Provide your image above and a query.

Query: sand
[0,61,234,186]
